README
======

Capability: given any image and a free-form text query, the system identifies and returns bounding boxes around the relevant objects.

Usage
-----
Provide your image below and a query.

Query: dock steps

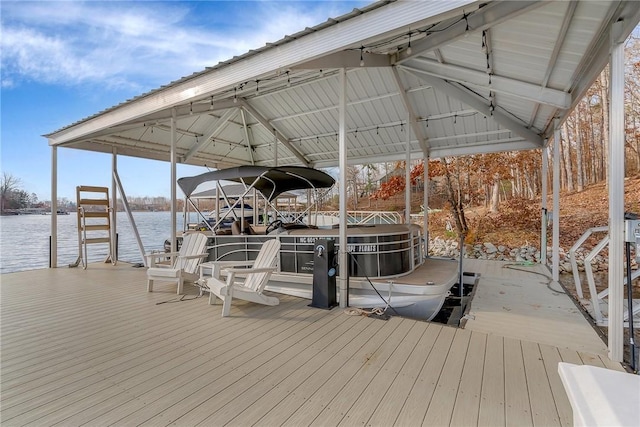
[70,186,116,269]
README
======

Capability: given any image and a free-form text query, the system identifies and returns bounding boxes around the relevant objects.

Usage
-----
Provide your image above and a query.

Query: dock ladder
[70,186,116,269]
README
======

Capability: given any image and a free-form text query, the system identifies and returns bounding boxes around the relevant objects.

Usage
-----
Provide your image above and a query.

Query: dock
[1,260,623,426]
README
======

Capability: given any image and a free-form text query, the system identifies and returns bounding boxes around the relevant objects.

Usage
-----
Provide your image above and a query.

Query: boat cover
[178,166,335,201]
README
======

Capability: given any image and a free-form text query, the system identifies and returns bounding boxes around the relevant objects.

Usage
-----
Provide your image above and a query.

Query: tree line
[0,173,41,213]
[0,172,179,214]
[368,34,640,236]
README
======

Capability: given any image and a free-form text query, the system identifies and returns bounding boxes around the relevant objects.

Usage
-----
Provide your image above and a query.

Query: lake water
[0,212,198,274]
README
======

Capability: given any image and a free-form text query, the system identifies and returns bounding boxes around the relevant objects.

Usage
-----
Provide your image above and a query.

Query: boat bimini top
[178,166,334,201]
[178,166,335,231]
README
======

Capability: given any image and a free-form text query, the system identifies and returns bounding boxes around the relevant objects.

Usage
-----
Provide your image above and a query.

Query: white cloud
[0,1,366,90]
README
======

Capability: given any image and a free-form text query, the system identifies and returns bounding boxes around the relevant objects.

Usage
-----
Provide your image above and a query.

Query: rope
[156,280,210,304]
[347,252,400,316]
[344,307,388,317]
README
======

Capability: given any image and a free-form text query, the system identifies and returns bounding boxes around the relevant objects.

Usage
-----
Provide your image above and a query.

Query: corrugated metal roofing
[46,0,640,169]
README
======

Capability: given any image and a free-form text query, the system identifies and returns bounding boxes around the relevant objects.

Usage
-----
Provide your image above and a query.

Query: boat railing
[202,225,423,279]
[294,210,403,226]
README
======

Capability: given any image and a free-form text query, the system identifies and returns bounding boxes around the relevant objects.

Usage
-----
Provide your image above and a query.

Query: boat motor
[310,239,337,309]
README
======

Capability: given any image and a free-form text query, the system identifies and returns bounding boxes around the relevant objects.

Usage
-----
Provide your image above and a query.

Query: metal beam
[50,145,57,268]
[53,100,239,146]
[271,91,397,123]
[170,109,177,256]
[391,66,430,156]
[563,1,640,121]
[404,59,571,109]
[239,100,310,166]
[292,50,390,69]
[48,0,476,145]
[338,67,348,309]
[552,119,560,283]
[396,1,543,64]
[403,68,544,146]
[528,1,577,127]
[608,21,626,362]
[240,109,256,165]
[310,137,538,168]
[183,109,237,162]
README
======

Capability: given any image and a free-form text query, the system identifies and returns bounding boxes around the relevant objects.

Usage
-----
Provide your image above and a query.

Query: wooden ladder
[71,186,116,269]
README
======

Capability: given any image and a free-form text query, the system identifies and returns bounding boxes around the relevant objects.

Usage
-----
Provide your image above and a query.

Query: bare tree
[1,172,22,214]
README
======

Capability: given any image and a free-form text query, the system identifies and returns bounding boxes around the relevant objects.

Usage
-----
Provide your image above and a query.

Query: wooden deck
[0,261,624,426]
[461,259,609,356]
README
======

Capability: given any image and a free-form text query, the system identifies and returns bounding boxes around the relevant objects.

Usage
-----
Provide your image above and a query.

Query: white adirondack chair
[205,239,280,317]
[146,232,209,294]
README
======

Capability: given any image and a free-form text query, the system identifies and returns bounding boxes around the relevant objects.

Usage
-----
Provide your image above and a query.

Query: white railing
[284,210,403,226]
[569,226,640,326]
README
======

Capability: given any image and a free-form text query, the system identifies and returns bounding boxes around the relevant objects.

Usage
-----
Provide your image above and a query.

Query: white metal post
[111,149,118,261]
[338,68,348,308]
[541,144,548,264]
[423,155,429,257]
[552,119,560,282]
[50,145,58,268]
[608,22,625,362]
[171,108,177,255]
[405,115,411,224]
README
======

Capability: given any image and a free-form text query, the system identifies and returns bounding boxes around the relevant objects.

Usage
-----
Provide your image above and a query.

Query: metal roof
[45,0,640,168]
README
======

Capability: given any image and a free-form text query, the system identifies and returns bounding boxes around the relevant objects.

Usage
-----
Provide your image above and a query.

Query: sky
[1,0,368,202]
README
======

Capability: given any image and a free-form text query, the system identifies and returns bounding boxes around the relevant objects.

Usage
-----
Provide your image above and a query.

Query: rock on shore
[428,237,637,273]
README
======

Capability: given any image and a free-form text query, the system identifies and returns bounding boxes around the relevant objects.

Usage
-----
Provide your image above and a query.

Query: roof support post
[170,108,177,255]
[608,23,626,362]
[50,145,58,268]
[541,141,548,265]
[423,154,429,257]
[111,148,118,261]
[405,114,411,225]
[552,119,560,283]
[338,67,348,309]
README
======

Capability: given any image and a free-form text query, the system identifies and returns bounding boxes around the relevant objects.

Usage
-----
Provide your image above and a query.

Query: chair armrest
[207,260,255,267]
[145,251,177,267]
[200,260,256,280]
[221,266,276,275]
[145,251,178,260]
[179,253,209,260]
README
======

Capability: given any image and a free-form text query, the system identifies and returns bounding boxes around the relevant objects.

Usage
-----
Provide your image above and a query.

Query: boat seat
[232,220,254,235]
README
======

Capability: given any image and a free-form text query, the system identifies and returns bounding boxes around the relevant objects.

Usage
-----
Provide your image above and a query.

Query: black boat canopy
[177,166,335,201]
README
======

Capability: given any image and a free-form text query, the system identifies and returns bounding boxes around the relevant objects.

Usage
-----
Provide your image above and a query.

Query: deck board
[521,340,561,426]
[165,307,357,426]
[478,334,506,426]
[0,260,626,427]
[337,321,428,426]
[281,317,403,426]
[539,344,573,427]
[504,337,534,426]
[254,316,388,426]
[364,322,439,426]
[307,318,415,426]
[462,259,608,356]
[393,326,456,425]
[450,332,486,426]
